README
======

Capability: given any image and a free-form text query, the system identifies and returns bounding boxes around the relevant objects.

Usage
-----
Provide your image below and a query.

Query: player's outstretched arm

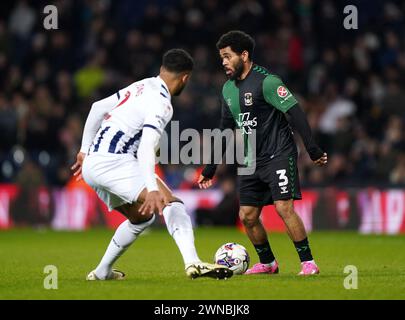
[71,93,119,181]
[80,93,119,154]
[286,104,327,166]
[137,127,168,215]
[71,152,86,181]
[200,97,236,185]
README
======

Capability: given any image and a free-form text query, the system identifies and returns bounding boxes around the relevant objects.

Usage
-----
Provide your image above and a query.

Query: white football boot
[86,269,126,281]
[185,262,233,280]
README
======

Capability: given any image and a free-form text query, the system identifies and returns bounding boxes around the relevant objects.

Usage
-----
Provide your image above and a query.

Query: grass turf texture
[0,228,404,300]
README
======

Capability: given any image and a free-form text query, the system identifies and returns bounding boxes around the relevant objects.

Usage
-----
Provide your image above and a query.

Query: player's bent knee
[239,208,259,228]
[240,216,258,228]
[115,202,156,224]
[127,211,155,224]
[275,200,294,218]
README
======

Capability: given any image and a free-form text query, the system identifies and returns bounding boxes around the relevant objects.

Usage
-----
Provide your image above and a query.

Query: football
[214,242,250,275]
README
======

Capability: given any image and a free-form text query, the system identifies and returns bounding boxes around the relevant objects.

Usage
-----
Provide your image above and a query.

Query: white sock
[94,215,155,279]
[163,202,200,266]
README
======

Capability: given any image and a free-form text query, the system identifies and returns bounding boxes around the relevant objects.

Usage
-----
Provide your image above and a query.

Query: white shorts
[82,153,146,211]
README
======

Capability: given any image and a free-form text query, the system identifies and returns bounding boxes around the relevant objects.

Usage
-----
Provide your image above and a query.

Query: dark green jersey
[220,64,298,166]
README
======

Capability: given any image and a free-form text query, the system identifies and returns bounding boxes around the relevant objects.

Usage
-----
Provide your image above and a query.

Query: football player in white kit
[71,49,232,280]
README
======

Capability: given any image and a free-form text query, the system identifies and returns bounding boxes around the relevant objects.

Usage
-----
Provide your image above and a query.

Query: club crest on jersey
[226,98,232,107]
[244,92,253,106]
[277,86,288,98]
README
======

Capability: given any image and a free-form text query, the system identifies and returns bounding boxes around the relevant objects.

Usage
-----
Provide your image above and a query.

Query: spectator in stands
[0,0,404,202]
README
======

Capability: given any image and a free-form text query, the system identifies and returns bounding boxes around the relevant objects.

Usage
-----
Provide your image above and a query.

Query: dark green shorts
[238,156,302,207]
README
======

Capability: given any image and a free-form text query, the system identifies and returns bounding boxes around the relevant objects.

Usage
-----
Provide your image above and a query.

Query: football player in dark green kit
[198,31,327,275]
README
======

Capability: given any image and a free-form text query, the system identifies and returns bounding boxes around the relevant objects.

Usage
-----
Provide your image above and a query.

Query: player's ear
[181,72,190,83]
[242,50,249,62]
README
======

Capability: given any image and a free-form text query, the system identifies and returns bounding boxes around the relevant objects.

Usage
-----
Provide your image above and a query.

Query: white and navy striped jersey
[86,76,173,158]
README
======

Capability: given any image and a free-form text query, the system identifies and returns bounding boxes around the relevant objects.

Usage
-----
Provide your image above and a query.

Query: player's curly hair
[216,30,255,60]
[162,49,194,73]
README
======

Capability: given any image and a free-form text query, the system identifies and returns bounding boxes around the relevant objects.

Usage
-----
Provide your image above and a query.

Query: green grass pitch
[0,227,404,300]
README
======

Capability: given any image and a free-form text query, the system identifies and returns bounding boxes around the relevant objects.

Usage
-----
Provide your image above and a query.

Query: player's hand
[314,152,328,166]
[71,152,86,181]
[197,175,213,189]
[139,191,168,216]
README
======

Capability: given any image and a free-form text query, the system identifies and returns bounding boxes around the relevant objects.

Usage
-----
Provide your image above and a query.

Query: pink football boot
[298,261,320,275]
[244,261,279,275]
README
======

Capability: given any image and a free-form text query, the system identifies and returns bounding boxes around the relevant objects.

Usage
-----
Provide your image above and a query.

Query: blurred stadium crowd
[0,0,405,191]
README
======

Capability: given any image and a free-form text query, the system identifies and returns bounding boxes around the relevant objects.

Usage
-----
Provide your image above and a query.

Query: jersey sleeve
[263,75,298,113]
[287,104,324,161]
[137,127,161,192]
[80,92,119,153]
[220,96,236,130]
[143,97,173,135]
[138,96,172,192]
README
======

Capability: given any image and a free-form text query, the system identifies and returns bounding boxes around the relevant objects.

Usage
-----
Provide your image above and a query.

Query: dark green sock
[294,237,313,262]
[254,242,276,264]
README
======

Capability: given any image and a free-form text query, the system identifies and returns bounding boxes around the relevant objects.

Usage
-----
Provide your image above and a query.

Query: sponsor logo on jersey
[244,92,253,106]
[226,98,232,107]
[237,112,257,135]
[277,86,293,103]
[277,86,288,98]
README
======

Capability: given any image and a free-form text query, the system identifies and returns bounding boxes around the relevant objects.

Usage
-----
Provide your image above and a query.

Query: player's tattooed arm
[286,104,327,166]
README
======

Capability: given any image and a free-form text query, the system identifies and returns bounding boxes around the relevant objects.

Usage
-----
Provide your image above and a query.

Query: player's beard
[173,83,186,96]
[228,58,244,81]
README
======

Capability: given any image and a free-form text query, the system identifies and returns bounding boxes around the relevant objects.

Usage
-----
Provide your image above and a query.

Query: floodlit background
[1,0,405,302]
[0,0,404,233]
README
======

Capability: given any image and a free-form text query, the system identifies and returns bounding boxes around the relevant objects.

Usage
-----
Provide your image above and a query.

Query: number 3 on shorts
[276,169,288,187]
